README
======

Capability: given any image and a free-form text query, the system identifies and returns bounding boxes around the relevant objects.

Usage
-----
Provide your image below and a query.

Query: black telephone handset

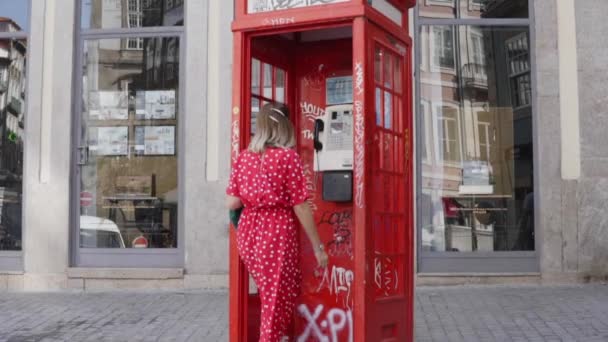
[314,118,324,151]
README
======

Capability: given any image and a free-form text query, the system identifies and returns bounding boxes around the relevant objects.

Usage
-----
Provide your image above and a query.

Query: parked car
[79,215,126,248]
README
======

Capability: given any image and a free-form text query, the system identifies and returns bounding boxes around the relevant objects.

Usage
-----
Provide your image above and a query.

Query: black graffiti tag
[318,210,353,258]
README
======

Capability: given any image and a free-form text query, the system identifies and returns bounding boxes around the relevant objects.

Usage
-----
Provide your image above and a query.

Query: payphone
[314,104,354,202]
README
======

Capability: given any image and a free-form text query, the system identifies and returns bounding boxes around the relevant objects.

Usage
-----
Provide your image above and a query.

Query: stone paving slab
[0,285,607,341]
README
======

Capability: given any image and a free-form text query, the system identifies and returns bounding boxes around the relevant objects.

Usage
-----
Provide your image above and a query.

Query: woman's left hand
[315,249,329,269]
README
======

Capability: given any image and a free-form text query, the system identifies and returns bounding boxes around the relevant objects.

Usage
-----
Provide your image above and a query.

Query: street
[0,285,607,341]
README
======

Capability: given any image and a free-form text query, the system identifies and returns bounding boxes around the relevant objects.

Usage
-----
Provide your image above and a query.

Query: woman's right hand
[315,249,329,269]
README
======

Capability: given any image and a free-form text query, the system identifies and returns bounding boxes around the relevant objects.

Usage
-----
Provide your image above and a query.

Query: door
[73,34,184,267]
[364,21,414,341]
[232,34,294,341]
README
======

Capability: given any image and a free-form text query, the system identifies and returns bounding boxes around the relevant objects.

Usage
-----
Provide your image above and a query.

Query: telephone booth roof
[233,0,416,37]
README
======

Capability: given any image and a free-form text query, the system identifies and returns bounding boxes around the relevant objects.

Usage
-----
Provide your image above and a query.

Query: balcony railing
[461,62,488,89]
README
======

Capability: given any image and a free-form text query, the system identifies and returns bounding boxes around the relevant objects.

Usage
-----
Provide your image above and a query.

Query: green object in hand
[229,207,243,229]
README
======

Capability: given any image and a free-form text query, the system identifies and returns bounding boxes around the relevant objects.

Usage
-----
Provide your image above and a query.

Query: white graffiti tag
[262,17,296,26]
[302,129,314,140]
[354,62,364,96]
[374,253,399,297]
[301,101,326,122]
[316,266,354,309]
[302,162,318,211]
[231,120,240,163]
[297,304,353,342]
[354,100,365,208]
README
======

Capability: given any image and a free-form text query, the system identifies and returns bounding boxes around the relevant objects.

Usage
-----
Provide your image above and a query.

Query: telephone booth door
[362,21,414,342]
[230,1,415,341]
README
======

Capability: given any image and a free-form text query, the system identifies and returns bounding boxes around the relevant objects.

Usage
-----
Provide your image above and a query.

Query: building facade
[0,0,605,291]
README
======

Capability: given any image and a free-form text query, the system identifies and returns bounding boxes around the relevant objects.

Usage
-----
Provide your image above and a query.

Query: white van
[79,215,126,248]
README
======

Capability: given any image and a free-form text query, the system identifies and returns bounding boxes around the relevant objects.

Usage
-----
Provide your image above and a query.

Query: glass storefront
[75,0,184,265]
[0,1,29,252]
[416,0,535,271]
[79,37,180,249]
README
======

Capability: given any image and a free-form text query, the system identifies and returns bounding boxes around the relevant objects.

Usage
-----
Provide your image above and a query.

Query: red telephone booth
[230,1,415,341]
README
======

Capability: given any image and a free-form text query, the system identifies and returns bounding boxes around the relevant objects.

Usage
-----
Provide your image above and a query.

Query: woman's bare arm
[225,195,243,210]
[293,202,328,268]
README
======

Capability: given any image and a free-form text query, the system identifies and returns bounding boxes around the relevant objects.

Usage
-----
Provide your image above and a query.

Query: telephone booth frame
[230,1,416,341]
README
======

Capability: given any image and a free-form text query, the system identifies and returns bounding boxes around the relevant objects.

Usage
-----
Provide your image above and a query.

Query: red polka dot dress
[226,147,309,342]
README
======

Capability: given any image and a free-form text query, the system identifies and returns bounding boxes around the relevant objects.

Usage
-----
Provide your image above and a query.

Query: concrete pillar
[182,0,233,288]
[23,0,75,290]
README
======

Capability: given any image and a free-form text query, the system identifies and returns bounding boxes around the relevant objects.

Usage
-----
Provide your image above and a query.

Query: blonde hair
[248,103,295,153]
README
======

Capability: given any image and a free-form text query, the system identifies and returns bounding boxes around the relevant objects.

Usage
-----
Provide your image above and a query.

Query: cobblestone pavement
[0,285,607,341]
[415,284,608,342]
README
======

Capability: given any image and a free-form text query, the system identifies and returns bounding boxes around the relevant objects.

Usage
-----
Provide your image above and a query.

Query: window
[435,105,461,163]
[478,121,491,161]
[471,34,485,66]
[506,33,531,108]
[126,0,144,49]
[431,26,455,70]
[418,26,535,256]
[0,2,29,257]
[250,58,287,135]
[80,37,180,250]
[75,0,184,266]
[82,0,184,29]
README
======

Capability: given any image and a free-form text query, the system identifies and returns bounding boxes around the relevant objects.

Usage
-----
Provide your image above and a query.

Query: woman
[225,103,328,342]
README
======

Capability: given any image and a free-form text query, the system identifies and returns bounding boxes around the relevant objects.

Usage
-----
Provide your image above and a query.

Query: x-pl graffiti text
[297,304,353,342]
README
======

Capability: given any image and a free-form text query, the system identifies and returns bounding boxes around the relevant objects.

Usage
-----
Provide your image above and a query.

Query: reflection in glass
[82,0,184,29]
[275,68,285,103]
[251,58,260,95]
[262,63,273,98]
[418,26,534,252]
[431,26,455,70]
[0,2,29,32]
[418,0,456,19]
[80,37,180,249]
[419,0,528,19]
[0,37,26,251]
[251,97,259,135]
[460,0,528,19]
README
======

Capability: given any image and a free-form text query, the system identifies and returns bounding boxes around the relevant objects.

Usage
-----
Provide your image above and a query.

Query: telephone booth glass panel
[372,44,406,299]
[250,58,288,135]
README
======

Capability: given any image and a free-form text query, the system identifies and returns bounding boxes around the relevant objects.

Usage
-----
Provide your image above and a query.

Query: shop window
[80,37,180,249]
[418,26,535,253]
